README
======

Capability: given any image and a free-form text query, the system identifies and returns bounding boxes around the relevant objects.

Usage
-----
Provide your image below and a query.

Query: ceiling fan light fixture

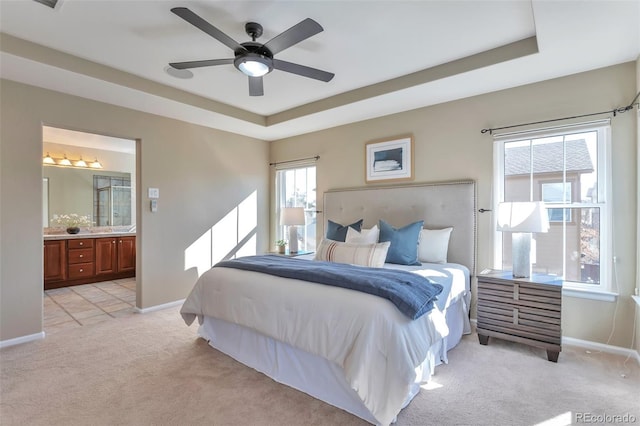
[235,54,272,77]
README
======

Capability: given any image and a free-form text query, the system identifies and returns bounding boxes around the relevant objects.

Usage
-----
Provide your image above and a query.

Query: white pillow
[314,238,390,268]
[345,225,379,244]
[418,227,453,263]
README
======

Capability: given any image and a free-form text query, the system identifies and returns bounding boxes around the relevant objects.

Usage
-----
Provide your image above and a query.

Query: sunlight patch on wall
[212,205,239,263]
[184,229,212,277]
[185,191,258,277]
[238,190,257,241]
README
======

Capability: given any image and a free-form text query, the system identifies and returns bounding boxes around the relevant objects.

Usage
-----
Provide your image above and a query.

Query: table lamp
[280,207,306,253]
[497,201,550,278]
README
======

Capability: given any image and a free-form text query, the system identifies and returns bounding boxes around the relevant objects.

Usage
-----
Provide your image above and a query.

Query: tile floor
[44,278,136,334]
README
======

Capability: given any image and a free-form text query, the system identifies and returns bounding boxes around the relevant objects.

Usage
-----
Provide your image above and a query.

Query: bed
[181,181,477,425]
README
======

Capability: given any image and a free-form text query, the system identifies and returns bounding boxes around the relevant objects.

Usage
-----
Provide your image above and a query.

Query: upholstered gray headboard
[323,181,477,274]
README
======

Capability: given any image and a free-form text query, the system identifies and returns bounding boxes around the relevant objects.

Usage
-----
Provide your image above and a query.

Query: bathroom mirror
[42,130,136,229]
[43,166,133,227]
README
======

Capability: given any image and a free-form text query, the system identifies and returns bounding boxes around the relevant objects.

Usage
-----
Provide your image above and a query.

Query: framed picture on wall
[365,135,414,183]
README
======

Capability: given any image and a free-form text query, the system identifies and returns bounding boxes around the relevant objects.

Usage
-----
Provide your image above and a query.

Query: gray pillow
[326,219,363,242]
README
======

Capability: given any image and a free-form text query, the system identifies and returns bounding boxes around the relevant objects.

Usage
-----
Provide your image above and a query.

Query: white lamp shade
[497,201,550,233]
[280,207,306,226]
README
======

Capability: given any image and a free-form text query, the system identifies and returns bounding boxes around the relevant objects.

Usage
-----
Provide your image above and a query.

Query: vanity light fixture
[58,155,72,166]
[42,152,55,164]
[42,153,103,169]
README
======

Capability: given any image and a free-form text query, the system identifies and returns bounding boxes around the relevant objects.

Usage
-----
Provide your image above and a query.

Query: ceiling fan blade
[263,18,323,55]
[248,76,264,96]
[170,58,234,69]
[171,7,246,53]
[272,59,334,82]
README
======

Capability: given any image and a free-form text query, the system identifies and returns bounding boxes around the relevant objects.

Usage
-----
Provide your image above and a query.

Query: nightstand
[476,270,563,362]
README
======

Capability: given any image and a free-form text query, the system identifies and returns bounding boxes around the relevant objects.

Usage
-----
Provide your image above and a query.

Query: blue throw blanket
[215,255,443,320]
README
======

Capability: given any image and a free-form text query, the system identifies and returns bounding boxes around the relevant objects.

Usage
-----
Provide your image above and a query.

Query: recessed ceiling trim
[0,32,264,127]
[0,31,538,131]
[266,36,539,126]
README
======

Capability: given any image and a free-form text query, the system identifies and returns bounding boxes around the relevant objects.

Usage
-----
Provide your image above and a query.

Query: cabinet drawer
[68,248,94,264]
[478,282,561,310]
[68,239,94,249]
[478,304,561,331]
[68,262,95,279]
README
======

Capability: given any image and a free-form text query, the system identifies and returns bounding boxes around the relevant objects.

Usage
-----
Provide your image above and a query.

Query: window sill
[562,286,617,302]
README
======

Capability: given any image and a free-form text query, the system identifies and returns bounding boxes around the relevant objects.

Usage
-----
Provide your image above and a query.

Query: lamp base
[512,232,532,278]
[288,225,299,253]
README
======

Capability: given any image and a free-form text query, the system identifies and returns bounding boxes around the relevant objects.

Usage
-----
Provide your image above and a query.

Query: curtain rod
[480,92,640,135]
[269,155,319,166]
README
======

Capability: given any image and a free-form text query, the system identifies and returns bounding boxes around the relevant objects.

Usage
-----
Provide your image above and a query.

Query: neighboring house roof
[505,139,594,176]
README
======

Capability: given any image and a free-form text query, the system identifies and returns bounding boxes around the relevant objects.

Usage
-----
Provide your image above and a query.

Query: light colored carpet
[1,306,638,426]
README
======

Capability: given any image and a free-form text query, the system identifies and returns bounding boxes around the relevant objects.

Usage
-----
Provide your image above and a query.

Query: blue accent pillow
[326,219,363,242]
[378,219,424,265]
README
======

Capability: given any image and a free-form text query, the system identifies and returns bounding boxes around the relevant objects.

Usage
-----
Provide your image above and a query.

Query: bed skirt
[198,297,469,425]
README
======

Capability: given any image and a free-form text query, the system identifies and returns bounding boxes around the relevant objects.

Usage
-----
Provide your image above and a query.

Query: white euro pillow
[345,225,379,244]
[418,227,453,264]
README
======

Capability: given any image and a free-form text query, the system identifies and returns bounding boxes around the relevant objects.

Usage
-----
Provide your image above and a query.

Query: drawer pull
[79,268,83,272]
[79,254,83,258]
[112,241,116,244]
[79,242,84,246]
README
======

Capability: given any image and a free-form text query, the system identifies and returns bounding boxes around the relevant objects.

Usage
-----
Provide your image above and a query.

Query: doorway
[42,126,138,332]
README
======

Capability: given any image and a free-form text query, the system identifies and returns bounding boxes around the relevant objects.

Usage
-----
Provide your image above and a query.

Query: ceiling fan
[169,7,335,96]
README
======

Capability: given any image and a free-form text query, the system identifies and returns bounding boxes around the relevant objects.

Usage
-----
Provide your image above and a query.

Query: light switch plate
[148,187,159,199]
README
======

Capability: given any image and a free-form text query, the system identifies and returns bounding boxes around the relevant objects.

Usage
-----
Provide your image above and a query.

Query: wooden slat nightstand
[477,270,563,362]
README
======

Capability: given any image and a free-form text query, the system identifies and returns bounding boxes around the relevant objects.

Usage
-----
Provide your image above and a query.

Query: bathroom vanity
[44,232,136,290]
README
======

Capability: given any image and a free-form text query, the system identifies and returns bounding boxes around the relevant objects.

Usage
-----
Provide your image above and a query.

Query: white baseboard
[0,331,45,348]
[562,336,640,364]
[134,299,184,314]
[470,319,640,364]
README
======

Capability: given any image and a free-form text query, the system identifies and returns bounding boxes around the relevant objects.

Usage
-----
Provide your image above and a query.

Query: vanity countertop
[44,232,136,241]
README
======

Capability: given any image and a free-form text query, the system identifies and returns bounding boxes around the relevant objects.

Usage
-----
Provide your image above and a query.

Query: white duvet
[180,263,449,426]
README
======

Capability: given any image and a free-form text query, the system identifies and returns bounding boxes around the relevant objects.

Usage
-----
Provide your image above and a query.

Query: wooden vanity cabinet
[96,237,118,275]
[96,236,136,275]
[117,236,136,273]
[44,235,135,290]
[44,240,67,282]
[67,238,95,280]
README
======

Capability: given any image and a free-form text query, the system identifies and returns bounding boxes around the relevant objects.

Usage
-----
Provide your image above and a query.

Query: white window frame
[493,120,614,300]
[275,162,317,252]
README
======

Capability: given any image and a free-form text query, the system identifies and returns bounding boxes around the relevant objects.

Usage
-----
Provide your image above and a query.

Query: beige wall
[0,79,269,342]
[270,62,638,348]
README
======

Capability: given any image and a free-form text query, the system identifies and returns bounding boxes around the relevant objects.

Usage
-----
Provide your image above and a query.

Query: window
[541,181,572,222]
[275,165,317,252]
[494,121,611,291]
